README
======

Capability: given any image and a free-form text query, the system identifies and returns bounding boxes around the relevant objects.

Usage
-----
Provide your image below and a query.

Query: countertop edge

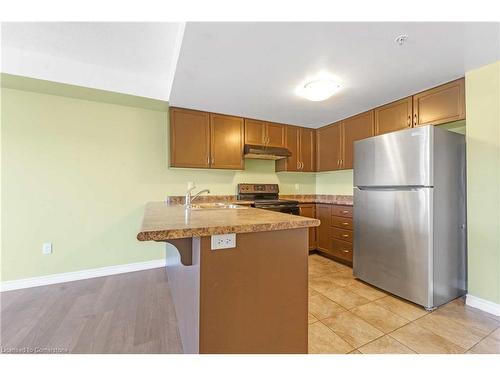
[137,218,320,241]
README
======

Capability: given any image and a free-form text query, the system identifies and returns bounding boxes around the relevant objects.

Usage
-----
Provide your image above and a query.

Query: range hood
[243,144,292,160]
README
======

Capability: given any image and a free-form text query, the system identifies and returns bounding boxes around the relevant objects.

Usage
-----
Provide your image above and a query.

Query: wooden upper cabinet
[276,125,316,172]
[210,114,244,170]
[170,107,210,168]
[266,122,286,148]
[244,119,285,147]
[413,78,465,127]
[244,119,266,146]
[300,127,316,172]
[374,97,413,136]
[341,110,374,169]
[316,123,342,172]
[276,125,300,172]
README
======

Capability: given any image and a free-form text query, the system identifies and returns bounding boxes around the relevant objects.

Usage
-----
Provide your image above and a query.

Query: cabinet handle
[342,222,349,225]
[341,249,350,253]
[414,113,417,126]
[407,115,411,127]
[342,234,349,238]
[207,156,210,165]
[212,157,215,165]
[342,210,349,214]
[300,161,304,169]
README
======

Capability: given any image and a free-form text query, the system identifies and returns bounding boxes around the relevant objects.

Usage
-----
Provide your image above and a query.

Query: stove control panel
[237,183,279,194]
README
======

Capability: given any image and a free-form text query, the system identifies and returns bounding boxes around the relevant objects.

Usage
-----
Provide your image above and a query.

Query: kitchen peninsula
[137,202,320,354]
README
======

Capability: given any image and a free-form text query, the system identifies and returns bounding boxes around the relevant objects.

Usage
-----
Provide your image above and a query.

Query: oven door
[255,205,300,215]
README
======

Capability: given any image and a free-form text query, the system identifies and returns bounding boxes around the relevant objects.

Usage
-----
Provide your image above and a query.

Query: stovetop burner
[237,184,300,215]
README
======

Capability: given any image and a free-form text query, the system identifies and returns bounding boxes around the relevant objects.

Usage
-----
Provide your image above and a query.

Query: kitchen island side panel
[198,228,309,354]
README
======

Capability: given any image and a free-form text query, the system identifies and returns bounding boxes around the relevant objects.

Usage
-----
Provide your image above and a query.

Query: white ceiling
[1,22,185,100]
[171,22,500,128]
[1,22,499,127]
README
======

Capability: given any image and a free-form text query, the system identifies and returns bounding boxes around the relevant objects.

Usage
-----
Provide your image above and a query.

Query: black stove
[237,184,300,215]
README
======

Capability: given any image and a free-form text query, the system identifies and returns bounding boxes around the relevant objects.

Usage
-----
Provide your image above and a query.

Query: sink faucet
[185,186,210,208]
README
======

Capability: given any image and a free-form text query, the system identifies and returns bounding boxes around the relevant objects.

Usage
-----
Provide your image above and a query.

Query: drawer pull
[342,234,349,238]
[341,249,350,253]
[342,210,349,214]
[342,222,349,225]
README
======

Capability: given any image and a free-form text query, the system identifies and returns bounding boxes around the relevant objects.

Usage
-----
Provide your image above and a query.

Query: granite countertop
[281,195,353,206]
[165,194,353,206]
[137,202,320,241]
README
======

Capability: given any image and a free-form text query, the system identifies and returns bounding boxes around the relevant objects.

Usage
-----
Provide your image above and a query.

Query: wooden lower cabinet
[315,203,354,265]
[299,204,316,250]
[315,204,331,253]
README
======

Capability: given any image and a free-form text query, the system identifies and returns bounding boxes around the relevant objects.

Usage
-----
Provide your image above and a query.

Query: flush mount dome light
[297,79,341,101]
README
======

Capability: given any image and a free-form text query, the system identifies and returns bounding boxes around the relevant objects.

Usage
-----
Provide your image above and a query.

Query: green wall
[465,61,500,304]
[0,83,314,282]
[2,65,498,309]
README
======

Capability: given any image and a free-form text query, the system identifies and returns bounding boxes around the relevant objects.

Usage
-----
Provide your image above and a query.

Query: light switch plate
[211,234,236,250]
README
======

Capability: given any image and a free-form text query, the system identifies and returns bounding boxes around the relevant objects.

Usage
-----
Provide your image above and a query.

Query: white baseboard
[466,294,500,316]
[0,259,166,292]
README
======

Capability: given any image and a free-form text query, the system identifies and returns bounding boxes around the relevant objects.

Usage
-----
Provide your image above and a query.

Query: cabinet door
[170,107,210,168]
[299,204,316,250]
[341,110,374,170]
[299,127,316,172]
[316,204,332,253]
[266,122,286,147]
[316,123,342,171]
[276,125,300,172]
[210,114,244,170]
[413,78,465,126]
[244,119,266,145]
[374,97,412,135]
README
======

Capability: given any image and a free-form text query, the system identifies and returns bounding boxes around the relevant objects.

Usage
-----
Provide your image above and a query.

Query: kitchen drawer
[332,205,353,218]
[331,216,353,230]
[330,227,353,243]
[330,238,353,262]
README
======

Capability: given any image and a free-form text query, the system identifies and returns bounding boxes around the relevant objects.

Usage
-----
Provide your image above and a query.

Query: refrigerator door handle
[356,186,431,191]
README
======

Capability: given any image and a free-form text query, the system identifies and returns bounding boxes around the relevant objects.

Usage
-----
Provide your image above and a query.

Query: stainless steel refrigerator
[353,125,466,310]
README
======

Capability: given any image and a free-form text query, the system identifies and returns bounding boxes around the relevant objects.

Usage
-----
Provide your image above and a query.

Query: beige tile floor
[308,254,500,354]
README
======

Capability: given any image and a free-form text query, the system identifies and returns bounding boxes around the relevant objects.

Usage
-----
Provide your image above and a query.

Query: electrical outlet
[211,234,236,250]
[42,242,52,255]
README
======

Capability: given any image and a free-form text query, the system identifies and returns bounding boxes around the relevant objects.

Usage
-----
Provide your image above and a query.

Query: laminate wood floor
[1,268,183,354]
[2,257,500,354]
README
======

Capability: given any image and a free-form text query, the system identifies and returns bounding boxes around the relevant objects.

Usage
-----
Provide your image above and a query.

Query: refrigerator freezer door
[353,187,433,308]
[354,126,433,187]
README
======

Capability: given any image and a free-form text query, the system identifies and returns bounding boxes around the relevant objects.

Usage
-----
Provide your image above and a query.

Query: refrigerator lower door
[353,187,433,308]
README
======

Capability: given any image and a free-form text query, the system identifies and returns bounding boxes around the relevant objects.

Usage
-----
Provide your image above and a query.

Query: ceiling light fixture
[296,78,341,102]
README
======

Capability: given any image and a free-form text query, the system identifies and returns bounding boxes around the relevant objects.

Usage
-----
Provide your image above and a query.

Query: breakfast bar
[137,202,319,354]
